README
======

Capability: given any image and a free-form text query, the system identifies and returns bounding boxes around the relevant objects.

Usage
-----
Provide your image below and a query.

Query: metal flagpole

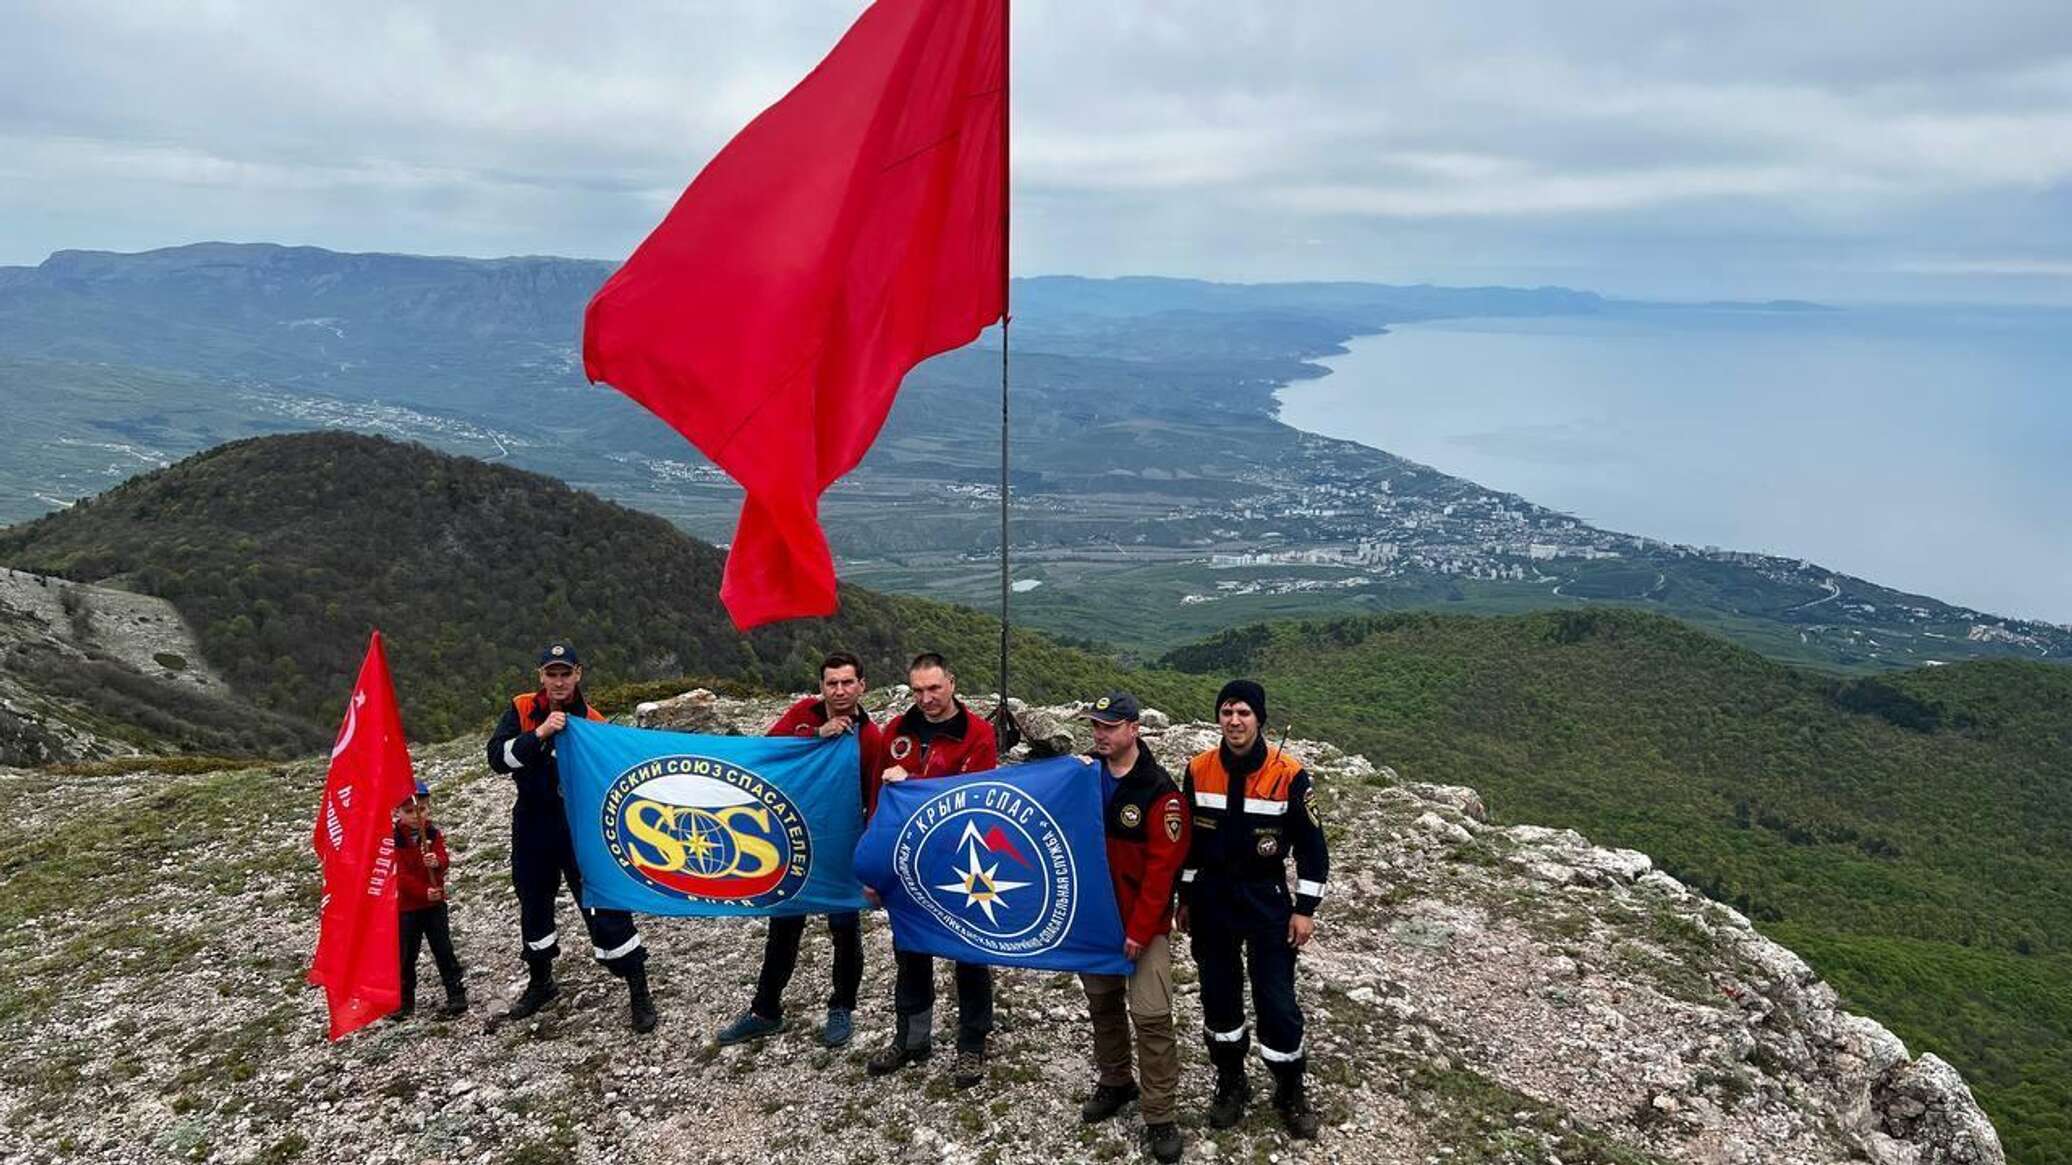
[996,0,1015,745]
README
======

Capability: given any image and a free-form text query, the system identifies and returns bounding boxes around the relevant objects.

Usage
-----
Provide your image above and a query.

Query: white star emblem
[935,822,1031,926]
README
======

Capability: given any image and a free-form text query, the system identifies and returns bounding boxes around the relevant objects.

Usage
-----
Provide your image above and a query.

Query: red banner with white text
[308,630,417,1040]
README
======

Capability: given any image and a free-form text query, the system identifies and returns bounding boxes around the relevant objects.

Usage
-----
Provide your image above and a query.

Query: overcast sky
[4,1,2071,303]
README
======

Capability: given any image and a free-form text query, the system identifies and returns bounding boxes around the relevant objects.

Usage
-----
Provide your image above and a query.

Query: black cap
[538,642,581,668]
[1215,679,1266,723]
[1084,691,1141,723]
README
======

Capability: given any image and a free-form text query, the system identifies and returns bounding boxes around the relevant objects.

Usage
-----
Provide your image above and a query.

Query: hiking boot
[716,1010,781,1046]
[503,974,558,1021]
[388,1004,414,1023]
[437,987,469,1019]
[1207,1071,1250,1129]
[1146,1121,1184,1163]
[1080,1081,1140,1123]
[627,971,658,1034]
[1274,1079,1319,1140]
[821,1007,854,1048]
[866,1039,931,1076]
[951,1049,986,1090]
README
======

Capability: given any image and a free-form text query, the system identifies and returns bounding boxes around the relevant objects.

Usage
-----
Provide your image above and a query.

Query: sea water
[1276,305,2072,623]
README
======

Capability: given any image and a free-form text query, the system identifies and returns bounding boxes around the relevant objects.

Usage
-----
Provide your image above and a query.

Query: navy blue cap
[538,642,581,668]
[413,780,430,798]
[1084,691,1141,723]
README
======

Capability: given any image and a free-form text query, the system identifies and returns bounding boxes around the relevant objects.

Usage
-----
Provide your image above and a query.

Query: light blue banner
[556,717,866,916]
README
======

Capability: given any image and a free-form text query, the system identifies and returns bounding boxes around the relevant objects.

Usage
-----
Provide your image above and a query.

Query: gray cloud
[2,1,2070,301]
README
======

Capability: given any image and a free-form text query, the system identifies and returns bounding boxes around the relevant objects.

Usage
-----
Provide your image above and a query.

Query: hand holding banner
[854,756,1132,976]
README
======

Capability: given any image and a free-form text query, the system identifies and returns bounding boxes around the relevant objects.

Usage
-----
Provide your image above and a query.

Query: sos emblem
[599,756,811,906]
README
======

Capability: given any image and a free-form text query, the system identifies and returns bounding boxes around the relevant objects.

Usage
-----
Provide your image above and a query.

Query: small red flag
[583,0,1007,629]
[307,630,417,1040]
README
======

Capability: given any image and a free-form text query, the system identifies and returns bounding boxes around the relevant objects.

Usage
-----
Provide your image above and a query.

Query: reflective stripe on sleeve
[1296,879,1327,898]
[502,739,524,770]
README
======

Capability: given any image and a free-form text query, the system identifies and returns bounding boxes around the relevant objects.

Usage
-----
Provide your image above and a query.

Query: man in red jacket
[394,781,467,1020]
[1075,693,1189,1163]
[867,652,1000,1089]
[716,652,882,1049]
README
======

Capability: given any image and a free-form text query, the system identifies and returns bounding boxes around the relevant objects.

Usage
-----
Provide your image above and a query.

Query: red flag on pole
[583,0,1008,629]
[308,630,417,1040]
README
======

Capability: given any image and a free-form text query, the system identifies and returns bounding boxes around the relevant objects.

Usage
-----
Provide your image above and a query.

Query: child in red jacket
[395,782,467,1018]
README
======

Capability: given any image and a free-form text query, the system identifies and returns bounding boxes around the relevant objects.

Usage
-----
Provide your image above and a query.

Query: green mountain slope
[0,432,1206,739]
[12,242,2064,674]
[1164,610,2072,1161]
[5,431,2067,1155]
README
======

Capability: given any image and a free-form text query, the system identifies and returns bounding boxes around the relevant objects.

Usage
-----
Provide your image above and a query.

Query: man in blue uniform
[486,642,656,1032]
[1178,679,1327,1138]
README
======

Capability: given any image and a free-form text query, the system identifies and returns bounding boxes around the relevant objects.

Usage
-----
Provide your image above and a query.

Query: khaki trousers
[1079,934,1178,1123]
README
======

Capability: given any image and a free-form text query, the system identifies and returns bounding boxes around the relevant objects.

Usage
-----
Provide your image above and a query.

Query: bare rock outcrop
[0,691,2003,1164]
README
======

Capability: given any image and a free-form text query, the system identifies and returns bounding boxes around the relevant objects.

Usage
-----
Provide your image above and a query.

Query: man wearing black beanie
[1177,678,1328,1139]
[1215,679,1267,725]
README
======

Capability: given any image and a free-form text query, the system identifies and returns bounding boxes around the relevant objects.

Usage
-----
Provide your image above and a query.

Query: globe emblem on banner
[600,755,811,906]
[897,779,1079,958]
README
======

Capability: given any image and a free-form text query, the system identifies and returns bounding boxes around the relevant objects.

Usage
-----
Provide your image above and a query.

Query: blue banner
[556,717,866,916]
[854,756,1131,975]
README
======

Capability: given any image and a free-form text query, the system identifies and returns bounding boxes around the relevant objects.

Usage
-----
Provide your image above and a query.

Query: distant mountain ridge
[4,241,2063,678]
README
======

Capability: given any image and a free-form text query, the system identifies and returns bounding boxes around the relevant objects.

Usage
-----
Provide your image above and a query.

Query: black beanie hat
[1215,679,1267,723]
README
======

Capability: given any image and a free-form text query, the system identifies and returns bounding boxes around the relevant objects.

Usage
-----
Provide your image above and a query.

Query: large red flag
[583,0,1007,629]
[307,631,417,1040]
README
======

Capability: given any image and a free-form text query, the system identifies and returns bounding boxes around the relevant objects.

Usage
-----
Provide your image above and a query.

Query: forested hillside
[0,433,1205,738]
[4,432,2065,1157]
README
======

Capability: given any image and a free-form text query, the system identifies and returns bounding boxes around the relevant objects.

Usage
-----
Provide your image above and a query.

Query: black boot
[867,1010,933,1076]
[1208,1070,1249,1129]
[1270,1059,1319,1140]
[627,969,658,1034]
[1081,1080,1139,1123]
[437,984,469,1018]
[1145,1121,1184,1163]
[503,966,558,1021]
[1207,1040,1251,1129]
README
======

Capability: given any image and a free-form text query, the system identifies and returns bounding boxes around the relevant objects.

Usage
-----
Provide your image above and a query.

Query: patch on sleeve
[1306,794,1323,828]
[1164,802,1184,843]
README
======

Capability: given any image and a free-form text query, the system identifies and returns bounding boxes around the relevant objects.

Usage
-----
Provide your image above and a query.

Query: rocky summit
[0,690,2001,1165]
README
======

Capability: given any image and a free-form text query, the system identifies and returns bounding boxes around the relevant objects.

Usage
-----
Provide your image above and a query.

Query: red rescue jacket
[1098,749,1191,946]
[883,701,998,780]
[394,825,449,913]
[767,696,887,818]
